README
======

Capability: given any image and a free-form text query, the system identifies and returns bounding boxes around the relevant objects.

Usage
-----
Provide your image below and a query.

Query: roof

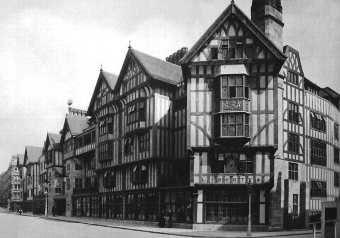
[322,87,340,98]
[17,154,24,166]
[102,71,118,90]
[180,1,286,64]
[24,146,43,165]
[48,132,61,147]
[130,49,183,85]
[87,70,118,115]
[67,114,89,135]
[60,114,89,143]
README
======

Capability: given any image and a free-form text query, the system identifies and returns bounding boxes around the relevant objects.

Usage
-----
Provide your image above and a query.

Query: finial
[231,0,234,3]
[128,40,132,49]
[100,64,103,72]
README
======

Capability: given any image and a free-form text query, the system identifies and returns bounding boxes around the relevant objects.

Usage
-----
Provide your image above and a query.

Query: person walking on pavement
[168,209,172,228]
[158,210,165,227]
[52,204,56,217]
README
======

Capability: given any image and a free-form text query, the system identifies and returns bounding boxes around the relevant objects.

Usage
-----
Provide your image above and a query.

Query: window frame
[288,162,298,181]
[288,71,298,85]
[288,133,300,154]
[131,164,148,184]
[335,172,339,188]
[310,139,327,167]
[288,102,300,124]
[310,180,327,198]
[335,147,340,165]
[335,124,339,141]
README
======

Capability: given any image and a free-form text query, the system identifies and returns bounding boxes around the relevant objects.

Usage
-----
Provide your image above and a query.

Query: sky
[0,0,339,173]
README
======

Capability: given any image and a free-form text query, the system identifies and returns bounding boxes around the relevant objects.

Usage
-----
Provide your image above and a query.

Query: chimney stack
[251,0,284,50]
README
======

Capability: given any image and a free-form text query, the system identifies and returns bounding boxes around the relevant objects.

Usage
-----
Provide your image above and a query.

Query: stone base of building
[193,224,269,231]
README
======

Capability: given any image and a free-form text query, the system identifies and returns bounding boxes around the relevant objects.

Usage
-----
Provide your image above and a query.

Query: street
[0,213,321,238]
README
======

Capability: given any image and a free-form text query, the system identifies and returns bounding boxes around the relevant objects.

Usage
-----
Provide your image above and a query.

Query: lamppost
[247,181,252,236]
[44,190,48,217]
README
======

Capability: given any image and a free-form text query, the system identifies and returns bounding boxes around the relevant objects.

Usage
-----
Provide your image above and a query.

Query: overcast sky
[0,0,339,173]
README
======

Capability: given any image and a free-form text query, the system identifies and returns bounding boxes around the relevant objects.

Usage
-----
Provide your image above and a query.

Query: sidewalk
[13,212,319,238]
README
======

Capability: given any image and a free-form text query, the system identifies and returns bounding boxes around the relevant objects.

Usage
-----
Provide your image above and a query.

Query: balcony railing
[216,98,250,113]
[75,143,95,156]
[73,186,99,195]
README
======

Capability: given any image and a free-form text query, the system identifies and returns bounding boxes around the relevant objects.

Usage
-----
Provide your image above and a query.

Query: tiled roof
[17,154,24,166]
[131,49,183,85]
[25,146,42,164]
[67,114,89,135]
[102,71,118,90]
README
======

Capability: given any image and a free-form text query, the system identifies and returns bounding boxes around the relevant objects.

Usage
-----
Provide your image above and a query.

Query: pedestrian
[52,205,56,217]
[19,207,22,215]
[158,210,165,228]
[167,209,172,228]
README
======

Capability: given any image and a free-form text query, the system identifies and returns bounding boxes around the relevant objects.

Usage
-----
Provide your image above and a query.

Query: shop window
[131,164,148,184]
[103,170,116,188]
[335,147,339,165]
[288,71,298,85]
[205,189,255,224]
[335,124,339,140]
[288,102,300,124]
[310,181,326,197]
[288,133,300,154]
[288,163,298,181]
[124,136,134,155]
[139,132,150,151]
[310,112,326,132]
[75,178,82,190]
[311,139,327,167]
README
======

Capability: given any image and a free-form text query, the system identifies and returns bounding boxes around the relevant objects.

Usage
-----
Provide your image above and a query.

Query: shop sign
[200,174,266,185]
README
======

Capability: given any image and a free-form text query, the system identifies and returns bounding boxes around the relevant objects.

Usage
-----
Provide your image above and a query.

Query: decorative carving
[222,99,243,111]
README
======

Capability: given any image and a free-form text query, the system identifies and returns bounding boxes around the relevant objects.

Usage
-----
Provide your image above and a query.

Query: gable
[119,56,148,96]
[181,2,286,65]
[87,71,118,116]
[283,46,304,75]
[190,16,276,63]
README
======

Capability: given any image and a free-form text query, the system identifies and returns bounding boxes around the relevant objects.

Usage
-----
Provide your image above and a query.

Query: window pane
[228,114,235,124]
[228,125,236,136]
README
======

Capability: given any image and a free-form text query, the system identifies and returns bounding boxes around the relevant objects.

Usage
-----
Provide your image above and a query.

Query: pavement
[10,212,320,238]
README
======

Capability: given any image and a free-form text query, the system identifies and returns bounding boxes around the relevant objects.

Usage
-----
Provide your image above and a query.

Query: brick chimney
[251,0,284,50]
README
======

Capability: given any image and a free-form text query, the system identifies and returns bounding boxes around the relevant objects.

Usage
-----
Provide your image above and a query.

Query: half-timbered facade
[23,146,42,213]
[60,107,93,217]
[43,133,64,215]
[10,0,339,232]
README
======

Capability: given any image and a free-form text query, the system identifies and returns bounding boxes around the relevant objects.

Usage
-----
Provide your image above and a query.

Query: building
[60,107,93,217]
[3,0,339,232]
[43,133,64,215]
[10,155,23,212]
[23,146,43,213]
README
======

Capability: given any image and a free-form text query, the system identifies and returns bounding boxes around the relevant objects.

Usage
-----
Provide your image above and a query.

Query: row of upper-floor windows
[124,132,150,155]
[288,102,339,140]
[287,134,340,167]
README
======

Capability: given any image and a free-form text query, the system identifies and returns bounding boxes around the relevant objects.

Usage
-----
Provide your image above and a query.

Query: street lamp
[247,181,252,236]
[44,190,48,217]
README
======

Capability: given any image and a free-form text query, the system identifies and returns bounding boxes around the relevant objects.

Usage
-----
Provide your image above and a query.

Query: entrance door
[324,208,337,238]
